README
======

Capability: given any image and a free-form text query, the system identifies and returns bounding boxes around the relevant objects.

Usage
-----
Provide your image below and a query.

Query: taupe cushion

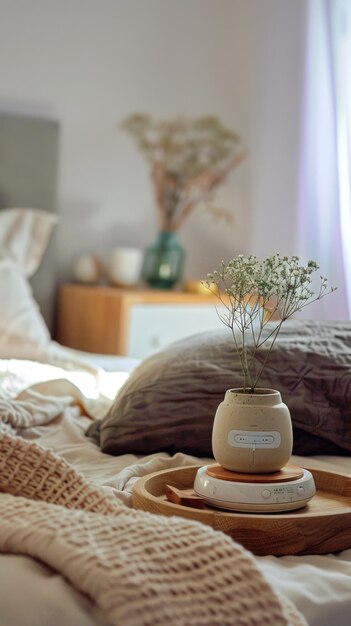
[87,320,351,457]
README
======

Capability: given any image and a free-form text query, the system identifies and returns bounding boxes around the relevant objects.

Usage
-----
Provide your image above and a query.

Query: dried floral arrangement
[121,114,246,231]
[206,254,336,392]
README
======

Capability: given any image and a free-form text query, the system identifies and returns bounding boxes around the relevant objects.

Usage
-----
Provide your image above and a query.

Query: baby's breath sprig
[205,254,336,392]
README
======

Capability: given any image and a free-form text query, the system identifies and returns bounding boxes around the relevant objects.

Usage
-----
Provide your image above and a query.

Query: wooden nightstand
[56,283,226,359]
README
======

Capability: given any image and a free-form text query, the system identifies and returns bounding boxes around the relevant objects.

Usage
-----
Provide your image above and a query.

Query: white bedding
[0,350,350,626]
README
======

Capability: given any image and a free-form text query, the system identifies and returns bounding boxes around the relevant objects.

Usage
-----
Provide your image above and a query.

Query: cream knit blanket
[0,435,307,626]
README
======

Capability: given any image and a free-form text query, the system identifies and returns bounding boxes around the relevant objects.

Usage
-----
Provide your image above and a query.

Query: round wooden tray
[132,464,351,556]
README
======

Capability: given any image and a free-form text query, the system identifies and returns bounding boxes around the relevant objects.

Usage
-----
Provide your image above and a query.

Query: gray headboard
[0,113,59,330]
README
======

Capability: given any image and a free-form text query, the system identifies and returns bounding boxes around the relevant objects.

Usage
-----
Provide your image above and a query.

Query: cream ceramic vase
[212,388,293,473]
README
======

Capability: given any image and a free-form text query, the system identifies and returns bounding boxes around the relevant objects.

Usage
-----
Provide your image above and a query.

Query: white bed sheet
[0,354,350,626]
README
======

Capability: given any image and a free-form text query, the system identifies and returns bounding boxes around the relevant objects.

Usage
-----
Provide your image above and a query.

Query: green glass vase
[142,231,185,289]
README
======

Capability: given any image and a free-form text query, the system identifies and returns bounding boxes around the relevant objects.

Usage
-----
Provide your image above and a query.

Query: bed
[1,329,351,626]
[0,115,350,626]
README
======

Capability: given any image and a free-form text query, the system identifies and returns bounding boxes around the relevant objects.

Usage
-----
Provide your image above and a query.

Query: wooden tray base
[132,464,351,556]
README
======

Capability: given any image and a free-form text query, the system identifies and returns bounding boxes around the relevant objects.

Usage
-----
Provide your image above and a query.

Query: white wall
[0,0,308,283]
[0,0,255,283]
[246,0,307,258]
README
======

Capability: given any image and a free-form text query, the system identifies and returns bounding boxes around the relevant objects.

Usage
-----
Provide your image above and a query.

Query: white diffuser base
[194,465,316,513]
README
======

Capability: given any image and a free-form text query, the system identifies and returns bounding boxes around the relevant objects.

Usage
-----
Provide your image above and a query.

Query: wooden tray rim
[133,464,351,520]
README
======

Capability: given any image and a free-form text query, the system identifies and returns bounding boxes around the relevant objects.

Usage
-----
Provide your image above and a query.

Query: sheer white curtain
[298,0,351,319]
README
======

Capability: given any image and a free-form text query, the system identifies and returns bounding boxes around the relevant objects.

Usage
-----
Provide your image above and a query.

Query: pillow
[87,319,351,457]
[0,208,57,356]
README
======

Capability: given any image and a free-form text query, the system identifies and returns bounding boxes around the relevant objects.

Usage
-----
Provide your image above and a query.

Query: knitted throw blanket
[0,434,306,626]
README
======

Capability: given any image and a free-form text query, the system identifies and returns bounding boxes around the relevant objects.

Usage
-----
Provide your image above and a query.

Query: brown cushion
[87,320,351,457]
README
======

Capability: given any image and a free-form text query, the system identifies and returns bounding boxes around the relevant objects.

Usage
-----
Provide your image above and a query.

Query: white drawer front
[127,303,225,359]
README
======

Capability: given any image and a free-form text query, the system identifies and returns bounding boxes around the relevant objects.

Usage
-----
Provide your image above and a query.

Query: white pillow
[0,208,57,356]
[0,207,57,276]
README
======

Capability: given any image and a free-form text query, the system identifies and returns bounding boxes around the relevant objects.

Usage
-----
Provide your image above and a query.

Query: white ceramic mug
[109,247,143,287]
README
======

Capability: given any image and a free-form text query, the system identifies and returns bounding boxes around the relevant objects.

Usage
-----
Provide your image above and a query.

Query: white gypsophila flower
[205,253,336,391]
